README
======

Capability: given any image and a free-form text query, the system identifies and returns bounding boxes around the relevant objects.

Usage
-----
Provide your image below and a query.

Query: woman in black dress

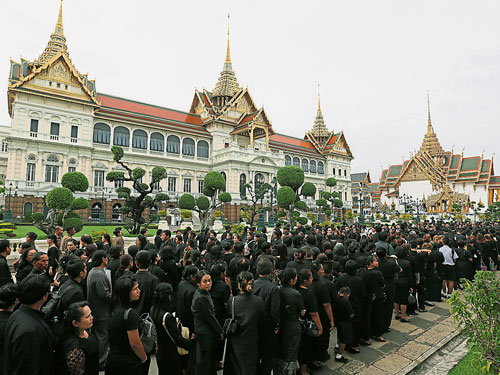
[274,268,304,375]
[191,270,223,375]
[394,246,413,323]
[275,243,290,271]
[297,268,322,375]
[151,283,191,375]
[106,276,147,375]
[58,301,99,375]
[223,271,265,375]
[455,240,474,283]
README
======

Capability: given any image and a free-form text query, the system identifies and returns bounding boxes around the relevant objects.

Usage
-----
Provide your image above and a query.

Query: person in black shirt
[159,246,179,289]
[286,248,308,273]
[46,235,60,281]
[107,246,123,286]
[394,246,413,323]
[106,276,147,375]
[15,247,36,282]
[59,260,86,312]
[253,258,280,375]
[175,265,199,333]
[58,301,99,375]
[0,283,17,371]
[360,255,385,342]
[133,251,159,318]
[333,286,354,363]
[5,274,56,375]
[0,239,13,287]
[115,254,134,281]
[376,247,400,333]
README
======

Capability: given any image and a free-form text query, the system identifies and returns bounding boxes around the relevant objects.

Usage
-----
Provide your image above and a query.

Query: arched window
[293,157,300,167]
[93,123,111,144]
[221,171,227,192]
[285,155,291,166]
[45,155,60,183]
[113,126,129,147]
[150,132,164,152]
[318,161,325,174]
[182,138,195,156]
[240,173,247,198]
[23,202,33,216]
[302,159,309,172]
[91,203,102,221]
[197,140,209,158]
[112,203,122,221]
[132,129,147,149]
[310,160,317,173]
[254,173,264,190]
[167,135,180,154]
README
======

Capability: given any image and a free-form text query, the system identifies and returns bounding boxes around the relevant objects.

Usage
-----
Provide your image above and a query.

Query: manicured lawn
[10,225,141,240]
[449,352,483,375]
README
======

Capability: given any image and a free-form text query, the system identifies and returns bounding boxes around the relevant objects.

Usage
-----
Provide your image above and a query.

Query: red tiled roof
[98,93,203,126]
[270,134,318,151]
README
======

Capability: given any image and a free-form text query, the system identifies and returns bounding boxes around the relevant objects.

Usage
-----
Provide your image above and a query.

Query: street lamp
[268,177,277,228]
[398,193,414,214]
[99,187,110,223]
[4,183,13,223]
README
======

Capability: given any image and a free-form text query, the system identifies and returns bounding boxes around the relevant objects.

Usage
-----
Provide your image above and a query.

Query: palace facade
[371,101,500,214]
[3,3,353,222]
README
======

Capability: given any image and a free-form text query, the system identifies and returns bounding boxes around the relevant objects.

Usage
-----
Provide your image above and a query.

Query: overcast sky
[1,0,499,181]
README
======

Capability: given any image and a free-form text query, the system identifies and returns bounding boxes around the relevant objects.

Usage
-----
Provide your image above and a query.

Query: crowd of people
[0,219,498,375]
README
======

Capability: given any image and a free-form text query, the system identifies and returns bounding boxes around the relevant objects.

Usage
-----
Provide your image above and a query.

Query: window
[68,166,76,173]
[310,160,316,173]
[1,139,7,153]
[182,138,195,156]
[167,177,176,192]
[50,122,60,140]
[113,126,130,147]
[71,125,78,141]
[293,157,300,167]
[338,169,342,176]
[152,181,161,191]
[302,159,309,172]
[94,170,105,188]
[198,180,204,193]
[114,179,124,189]
[30,119,39,136]
[285,155,291,166]
[344,169,347,177]
[26,163,36,182]
[197,140,209,158]
[132,129,148,149]
[240,173,247,197]
[150,132,164,152]
[332,168,336,175]
[68,159,77,173]
[167,135,180,154]
[45,165,59,182]
[93,123,111,144]
[23,202,33,216]
[318,161,325,174]
[254,173,264,190]
[183,179,192,193]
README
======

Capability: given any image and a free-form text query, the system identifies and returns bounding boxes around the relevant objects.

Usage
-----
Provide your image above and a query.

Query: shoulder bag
[162,312,189,355]
[222,296,238,336]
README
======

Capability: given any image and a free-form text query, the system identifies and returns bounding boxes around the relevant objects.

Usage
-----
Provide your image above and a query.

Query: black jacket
[59,278,86,312]
[133,270,159,315]
[175,280,197,332]
[253,277,280,330]
[4,305,56,375]
[191,288,223,340]
[0,254,13,287]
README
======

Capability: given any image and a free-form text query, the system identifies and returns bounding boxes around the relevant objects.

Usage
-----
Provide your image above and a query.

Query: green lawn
[10,225,141,240]
[449,352,484,375]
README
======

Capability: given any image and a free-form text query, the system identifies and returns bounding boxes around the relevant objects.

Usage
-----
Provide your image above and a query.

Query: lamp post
[358,192,365,224]
[398,193,414,214]
[413,197,423,223]
[268,177,277,228]
[4,183,13,223]
[99,187,109,223]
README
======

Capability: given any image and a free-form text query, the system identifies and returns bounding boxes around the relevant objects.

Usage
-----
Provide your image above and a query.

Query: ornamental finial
[55,0,64,36]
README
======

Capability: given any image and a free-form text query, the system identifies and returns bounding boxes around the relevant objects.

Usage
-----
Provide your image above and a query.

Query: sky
[1,0,499,181]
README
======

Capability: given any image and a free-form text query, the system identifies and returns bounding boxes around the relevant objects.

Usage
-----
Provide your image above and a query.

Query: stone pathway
[310,300,459,375]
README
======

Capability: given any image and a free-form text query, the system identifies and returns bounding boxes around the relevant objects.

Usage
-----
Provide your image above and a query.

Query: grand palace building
[2,3,354,222]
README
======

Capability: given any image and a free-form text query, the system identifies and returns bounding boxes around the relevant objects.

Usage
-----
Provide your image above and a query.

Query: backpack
[124,308,157,354]
[41,286,71,336]
[162,312,190,355]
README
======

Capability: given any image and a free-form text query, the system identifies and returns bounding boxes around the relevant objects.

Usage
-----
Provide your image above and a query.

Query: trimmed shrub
[294,200,307,211]
[204,171,226,191]
[71,197,89,211]
[46,188,74,210]
[197,196,210,211]
[297,217,308,225]
[61,172,89,192]
[277,186,295,209]
[276,166,304,191]
[326,177,337,187]
[179,194,196,210]
[300,182,316,197]
[62,216,83,233]
[218,192,232,203]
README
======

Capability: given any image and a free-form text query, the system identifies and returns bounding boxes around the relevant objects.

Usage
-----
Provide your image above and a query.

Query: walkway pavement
[311,300,458,375]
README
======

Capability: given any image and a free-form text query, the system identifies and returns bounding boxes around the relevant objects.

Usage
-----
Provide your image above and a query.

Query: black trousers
[371,299,385,337]
[257,328,278,375]
[360,300,372,341]
[194,336,217,375]
[383,286,395,332]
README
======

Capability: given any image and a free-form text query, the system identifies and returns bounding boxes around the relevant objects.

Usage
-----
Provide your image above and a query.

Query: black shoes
[424,301,435,307]
[335,356,349,363]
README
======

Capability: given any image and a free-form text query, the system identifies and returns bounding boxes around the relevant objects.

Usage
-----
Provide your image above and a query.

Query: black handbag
[300,318,319,337]
[223,297,238,336]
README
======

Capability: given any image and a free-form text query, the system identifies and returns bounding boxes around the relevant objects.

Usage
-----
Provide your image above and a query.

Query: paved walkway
[310,300,458,375]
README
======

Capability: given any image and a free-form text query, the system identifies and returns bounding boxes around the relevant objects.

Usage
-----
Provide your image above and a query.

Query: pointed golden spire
[317,83,321,113]
[213,14,240,100]
[419,91,445,157]
[311,83,330,139]
[427,90,434,135]
[35,0,69,65]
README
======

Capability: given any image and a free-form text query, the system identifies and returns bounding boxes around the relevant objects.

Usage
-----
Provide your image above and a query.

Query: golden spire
[311,84,330,139]
[213,14,240,99]
[317,83,321,113]
[35,0,69,66]
[418,91,445,157]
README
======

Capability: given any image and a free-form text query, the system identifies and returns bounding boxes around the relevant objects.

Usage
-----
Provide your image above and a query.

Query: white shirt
[439,245,458,266]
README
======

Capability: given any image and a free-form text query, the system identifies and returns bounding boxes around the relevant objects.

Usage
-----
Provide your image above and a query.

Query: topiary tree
[178,171,232,231]
[241,182,271,228]
[106,146,168,234]
[276,166,315,225]
[32,171,90,235]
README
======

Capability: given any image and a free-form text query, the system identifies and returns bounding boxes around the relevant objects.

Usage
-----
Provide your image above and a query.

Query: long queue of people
[0,220,498,375]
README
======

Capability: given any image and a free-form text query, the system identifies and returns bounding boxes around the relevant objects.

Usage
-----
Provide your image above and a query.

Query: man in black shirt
[253,258,280,375]
[0,239,13,287]
[333,286,354,363]
[4,274,56,375]
[286,248,308,272]
[133,250,159,315]
[46,234,60,281]
[59,259,86,311]
[376,248,401,333]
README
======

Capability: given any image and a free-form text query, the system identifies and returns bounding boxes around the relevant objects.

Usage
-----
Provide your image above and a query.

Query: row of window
[93,123,210,157]
[284,156,325,174]
[30,119,78,140]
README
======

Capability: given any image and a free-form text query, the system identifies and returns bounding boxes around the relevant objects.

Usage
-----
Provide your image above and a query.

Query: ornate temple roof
[35,1,69,66]
[311,90,330,138]
[418,94,445,158]
[212,17,240,99]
